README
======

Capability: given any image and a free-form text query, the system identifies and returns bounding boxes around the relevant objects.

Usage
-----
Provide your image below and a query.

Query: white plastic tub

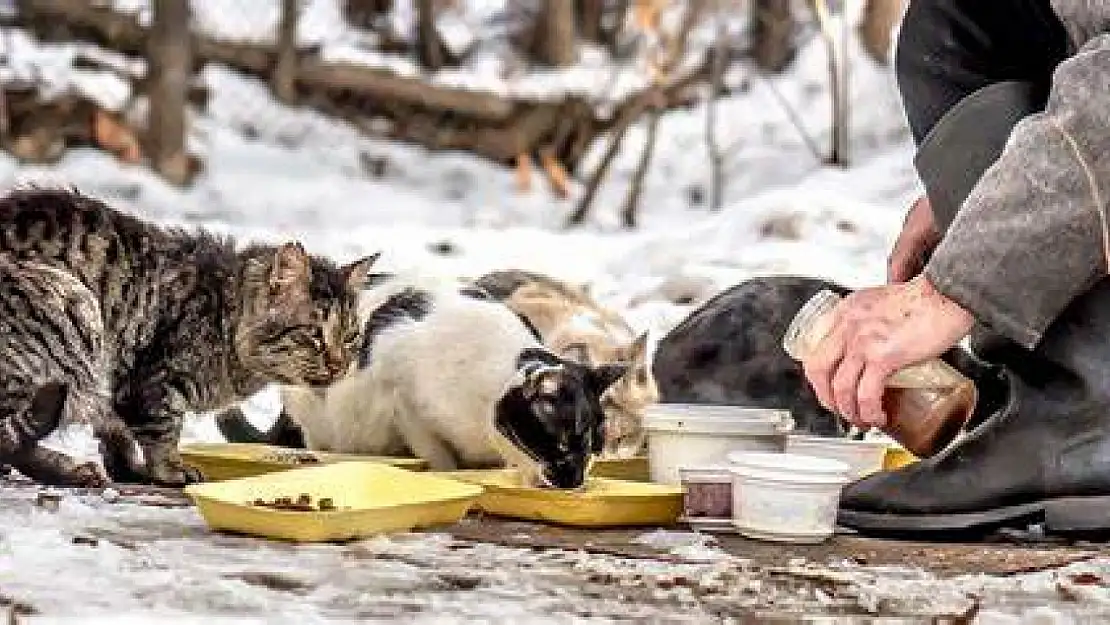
[644,404,793,485]
[727,451,851,544]
[785,434,888,480]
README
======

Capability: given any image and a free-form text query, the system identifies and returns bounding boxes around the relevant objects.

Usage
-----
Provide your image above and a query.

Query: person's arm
[924,34,1110,350]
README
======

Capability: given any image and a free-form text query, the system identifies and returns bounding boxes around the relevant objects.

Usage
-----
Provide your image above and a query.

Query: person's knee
[895,0,1069,143]
[894,0,981,142]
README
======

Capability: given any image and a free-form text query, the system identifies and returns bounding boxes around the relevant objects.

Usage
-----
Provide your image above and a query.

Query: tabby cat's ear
[268,241,312,303]
[342,251,381,291]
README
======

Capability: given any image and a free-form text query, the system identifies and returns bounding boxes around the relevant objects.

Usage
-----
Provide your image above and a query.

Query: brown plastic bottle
[782,289,977,458]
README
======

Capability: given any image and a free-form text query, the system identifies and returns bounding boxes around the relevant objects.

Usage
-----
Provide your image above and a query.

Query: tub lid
[644,404,793,435]
[678,465,733,480]
[728,450,849,475]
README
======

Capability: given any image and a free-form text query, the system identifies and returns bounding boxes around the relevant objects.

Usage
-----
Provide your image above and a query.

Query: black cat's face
[235,243,377,387]
[494,350,628,489]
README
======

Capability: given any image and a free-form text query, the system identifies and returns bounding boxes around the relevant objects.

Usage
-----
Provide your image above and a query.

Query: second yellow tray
[438,469,683,528]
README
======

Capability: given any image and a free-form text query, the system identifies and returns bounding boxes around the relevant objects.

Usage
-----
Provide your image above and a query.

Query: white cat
[218,275,627,488]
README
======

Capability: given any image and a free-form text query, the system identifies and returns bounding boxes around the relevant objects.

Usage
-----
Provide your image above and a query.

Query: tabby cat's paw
[147,459,204,487]
[67,462,110,489]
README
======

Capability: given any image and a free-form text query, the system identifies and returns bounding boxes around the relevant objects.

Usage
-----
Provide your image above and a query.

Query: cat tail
[215,407,307,448]
[0,382,68,457]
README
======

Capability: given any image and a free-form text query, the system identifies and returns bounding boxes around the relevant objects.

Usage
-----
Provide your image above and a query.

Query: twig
[728,72,824,163]
[568,0,709,227]
[620,104,662,227]
[565,98,645,226]
[705,17,727,211]
[810,0,847,165]
[838,0,851,165]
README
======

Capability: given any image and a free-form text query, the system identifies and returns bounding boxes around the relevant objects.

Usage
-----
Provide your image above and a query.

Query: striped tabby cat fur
[0,188,375,487]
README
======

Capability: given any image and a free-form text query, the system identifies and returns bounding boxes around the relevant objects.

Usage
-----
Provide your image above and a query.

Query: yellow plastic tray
[437,469,683,528]
[588,456,650,482]
[184,462,484,542]
[883,446,918,471]
[180,442,428,482]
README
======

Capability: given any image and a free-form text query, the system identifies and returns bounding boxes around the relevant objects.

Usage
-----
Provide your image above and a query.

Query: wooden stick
[516,152,534,194]
[539,147,571,199]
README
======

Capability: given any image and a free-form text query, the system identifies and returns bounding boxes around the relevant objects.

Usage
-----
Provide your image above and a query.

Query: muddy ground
[2,477,1110,624]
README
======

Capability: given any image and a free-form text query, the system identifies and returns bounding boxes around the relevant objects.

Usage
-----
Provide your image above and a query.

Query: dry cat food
[248,493,340,512]
[259,451,321,465]
[679,467,732,519]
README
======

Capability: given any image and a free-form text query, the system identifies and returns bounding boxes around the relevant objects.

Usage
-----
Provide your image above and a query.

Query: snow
[0,3,1032,620]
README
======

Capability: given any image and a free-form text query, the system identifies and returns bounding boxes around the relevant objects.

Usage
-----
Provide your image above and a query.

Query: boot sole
[1045,496,1110,536]
[837,501,1046,538]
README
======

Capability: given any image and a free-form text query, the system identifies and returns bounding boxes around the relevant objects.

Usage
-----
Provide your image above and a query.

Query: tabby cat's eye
[310,327,326,349]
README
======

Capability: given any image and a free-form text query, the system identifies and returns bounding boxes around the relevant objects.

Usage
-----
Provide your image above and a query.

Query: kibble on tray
[259,451,322,465]
[248,493,341,511]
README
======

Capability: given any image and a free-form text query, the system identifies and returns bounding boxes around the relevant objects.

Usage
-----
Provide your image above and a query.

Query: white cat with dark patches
[227,275,628,488]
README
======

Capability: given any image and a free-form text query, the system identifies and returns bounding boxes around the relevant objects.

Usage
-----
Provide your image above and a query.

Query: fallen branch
[15,0,714,181]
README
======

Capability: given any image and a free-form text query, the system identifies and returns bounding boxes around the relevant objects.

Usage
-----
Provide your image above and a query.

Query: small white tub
[644,404,793,485]
[728,451,851,544]
[785,434,888,480]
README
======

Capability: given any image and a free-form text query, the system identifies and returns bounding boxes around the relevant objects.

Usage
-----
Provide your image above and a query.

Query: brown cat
[469,270,658,459]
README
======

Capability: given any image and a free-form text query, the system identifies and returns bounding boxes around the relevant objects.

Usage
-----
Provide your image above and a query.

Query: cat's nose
[325,351,346,374]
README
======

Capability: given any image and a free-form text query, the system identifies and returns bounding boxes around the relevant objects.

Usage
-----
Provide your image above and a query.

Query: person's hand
[801,275,974,429]
[887,195,942,284]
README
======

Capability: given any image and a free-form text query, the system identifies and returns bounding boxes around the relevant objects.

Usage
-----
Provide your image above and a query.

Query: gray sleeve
[924,34,1110,350]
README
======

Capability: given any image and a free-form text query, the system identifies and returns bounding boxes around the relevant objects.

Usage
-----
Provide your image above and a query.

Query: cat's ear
[269,241,312,303]
[560,342,592,365]
[588,363,628,396]
[342,251,381,292]
[629,332,649,365]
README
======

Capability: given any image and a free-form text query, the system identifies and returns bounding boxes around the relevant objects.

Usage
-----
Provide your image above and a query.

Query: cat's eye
[309,327,326,349]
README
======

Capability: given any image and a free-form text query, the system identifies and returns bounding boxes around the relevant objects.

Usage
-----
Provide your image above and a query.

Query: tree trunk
[533,0,578,67]
[859,0,903,64]
[415,0,444,71]
[271,0,299,103]
[751,0,795,73]
[146,0,192,186]
[577,0,605,43]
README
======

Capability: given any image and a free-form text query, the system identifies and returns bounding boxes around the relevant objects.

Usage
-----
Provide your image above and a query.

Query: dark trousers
[895,0,1070,146]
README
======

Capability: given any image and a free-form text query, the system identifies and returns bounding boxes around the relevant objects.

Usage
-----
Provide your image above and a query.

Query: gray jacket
[923,2,1110,350]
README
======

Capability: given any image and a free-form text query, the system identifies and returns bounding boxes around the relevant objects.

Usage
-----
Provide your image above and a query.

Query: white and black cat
[217,275,627,488]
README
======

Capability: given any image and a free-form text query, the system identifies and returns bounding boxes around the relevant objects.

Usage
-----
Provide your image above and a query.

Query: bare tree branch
[568,0,710,228]
[705,15,727,211]
[620,105,662,227]
[810,0,849,166]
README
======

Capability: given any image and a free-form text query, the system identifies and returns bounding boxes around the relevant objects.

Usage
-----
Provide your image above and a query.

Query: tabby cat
[470,269,658,458]
[0,187,375,487]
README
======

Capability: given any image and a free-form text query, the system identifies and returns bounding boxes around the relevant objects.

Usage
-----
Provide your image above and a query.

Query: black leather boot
[838,80,1110,537]
[839,280,1110,537]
